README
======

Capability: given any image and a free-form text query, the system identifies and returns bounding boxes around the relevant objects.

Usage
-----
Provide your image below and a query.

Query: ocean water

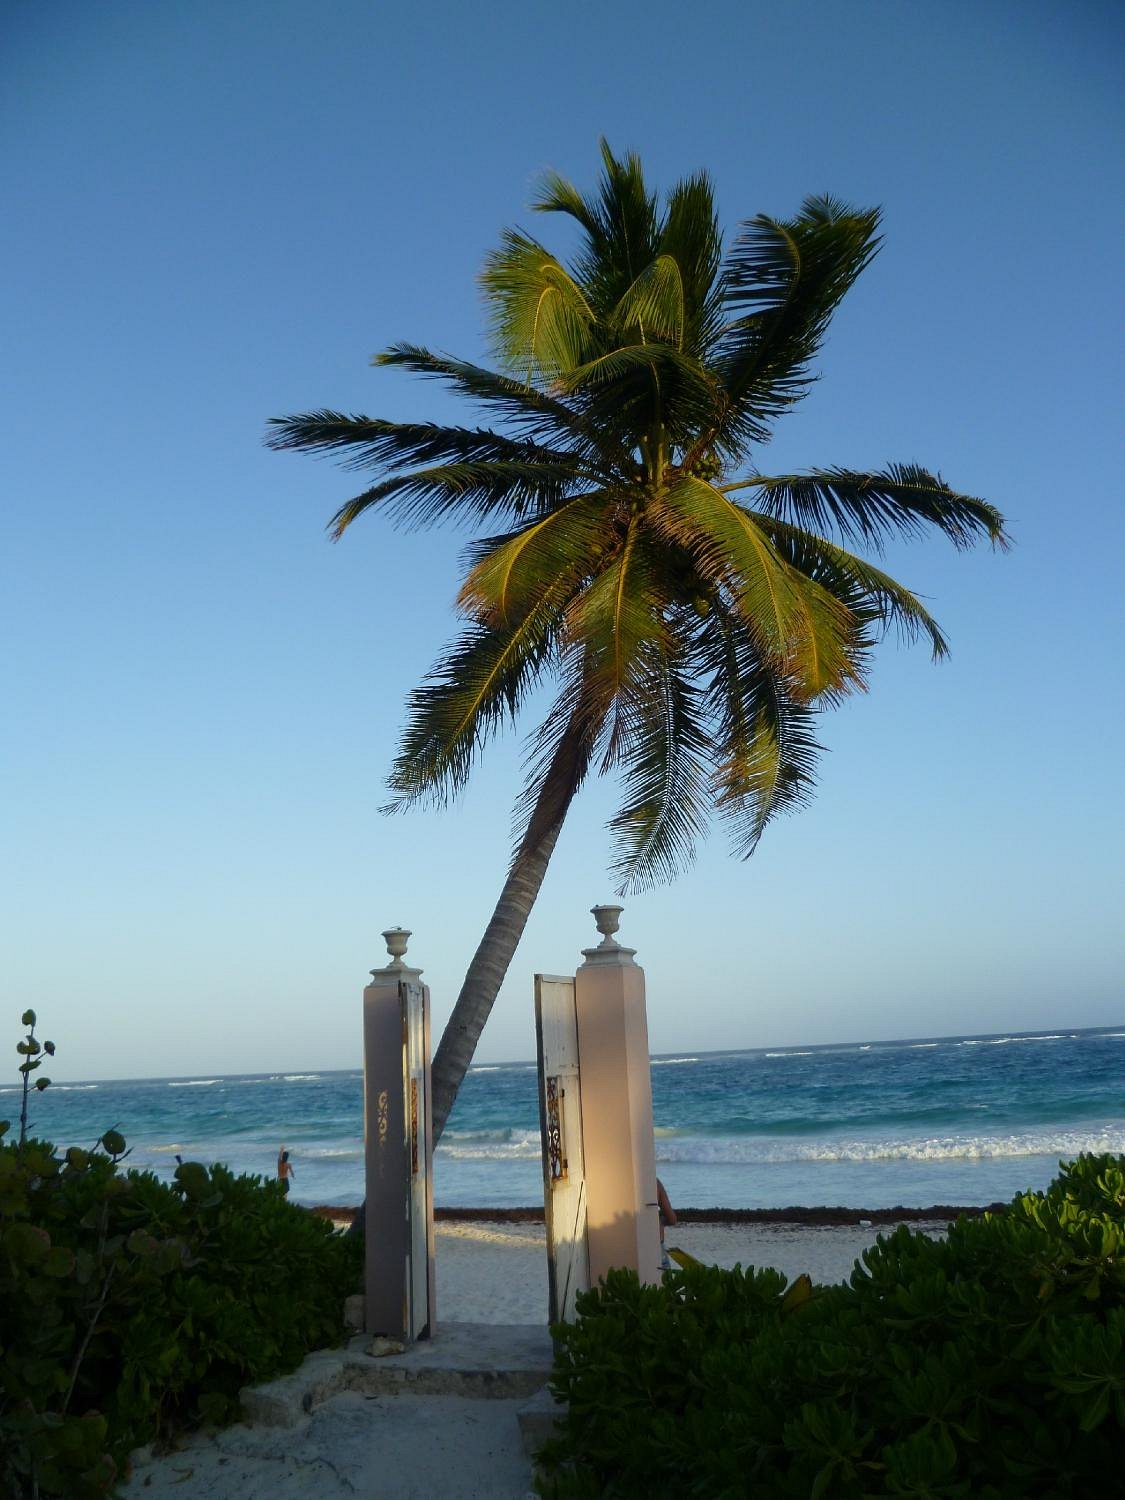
[7,1027,1123,1211]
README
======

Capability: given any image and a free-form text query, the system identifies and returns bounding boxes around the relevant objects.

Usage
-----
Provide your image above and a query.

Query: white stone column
[573,906,662,1286]
[362,928,434,1340]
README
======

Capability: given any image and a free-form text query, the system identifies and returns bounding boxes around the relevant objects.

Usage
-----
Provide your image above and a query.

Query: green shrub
[538,1154,1125,1498]
[0,1126,363,1498]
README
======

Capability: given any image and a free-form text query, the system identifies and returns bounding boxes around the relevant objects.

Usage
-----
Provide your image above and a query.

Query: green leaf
[734,464,1008,553]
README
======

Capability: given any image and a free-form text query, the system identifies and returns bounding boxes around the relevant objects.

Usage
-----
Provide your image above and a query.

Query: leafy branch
[15,1009,55,1153]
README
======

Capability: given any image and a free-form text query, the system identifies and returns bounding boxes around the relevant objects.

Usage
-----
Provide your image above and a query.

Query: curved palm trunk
[347,716,589,1239]
[429,806,567,1139]
[432,709,592,1139]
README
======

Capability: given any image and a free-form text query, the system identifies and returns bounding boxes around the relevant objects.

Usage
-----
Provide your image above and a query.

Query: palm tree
[269,143,1008,1141]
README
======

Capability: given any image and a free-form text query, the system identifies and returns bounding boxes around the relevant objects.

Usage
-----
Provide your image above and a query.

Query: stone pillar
[362,927,434,1340]
[573,905,662,1286]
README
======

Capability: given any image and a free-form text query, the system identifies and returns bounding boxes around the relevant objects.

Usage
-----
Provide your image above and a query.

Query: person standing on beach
[277,1145,294,1195]
[657,1178,678,1269]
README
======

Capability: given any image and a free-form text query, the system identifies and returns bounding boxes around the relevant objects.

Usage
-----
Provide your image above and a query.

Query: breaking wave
[961,1035,1067,1047]
[653,1125,1125,1167]
[437,1128,541,1161]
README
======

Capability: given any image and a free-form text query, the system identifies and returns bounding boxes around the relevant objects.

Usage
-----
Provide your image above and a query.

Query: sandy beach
[431,1217,946,1323]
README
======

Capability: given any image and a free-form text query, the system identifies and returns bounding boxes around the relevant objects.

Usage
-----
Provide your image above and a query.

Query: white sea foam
[282,1074,321,1082]
[962,1035,1066,1047]
[0,1082,97,1091]
[437,1129,541,1161]
[168,1079,220,1087]
[652,1057,699,1066]
[434,1122,1125,1167]
[765,1051,813,1058]
[909,1043,940,1049]
[653,1125,1125,1167]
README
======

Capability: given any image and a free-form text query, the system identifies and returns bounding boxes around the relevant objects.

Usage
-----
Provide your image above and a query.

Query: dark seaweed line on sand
[313,1203,1006,1228]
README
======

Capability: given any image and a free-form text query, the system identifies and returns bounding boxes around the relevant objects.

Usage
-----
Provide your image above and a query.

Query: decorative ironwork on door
[545,1075,567,1180]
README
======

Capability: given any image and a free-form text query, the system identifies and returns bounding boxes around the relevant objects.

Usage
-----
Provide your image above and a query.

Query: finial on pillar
[581,904,637,966]
[370,926,422,978]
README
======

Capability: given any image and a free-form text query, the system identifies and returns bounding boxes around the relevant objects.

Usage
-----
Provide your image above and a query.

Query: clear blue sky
[4,0,1123,1081]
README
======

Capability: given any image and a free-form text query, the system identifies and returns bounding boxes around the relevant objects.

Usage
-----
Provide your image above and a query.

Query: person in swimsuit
[277,1145,294,1195]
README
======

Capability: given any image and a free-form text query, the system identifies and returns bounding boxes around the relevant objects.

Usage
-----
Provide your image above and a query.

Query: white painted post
[362,928,435,1341]
[572,906,662,1286]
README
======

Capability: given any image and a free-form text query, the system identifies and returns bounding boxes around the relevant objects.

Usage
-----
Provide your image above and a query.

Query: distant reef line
[311,1203,1006,1228]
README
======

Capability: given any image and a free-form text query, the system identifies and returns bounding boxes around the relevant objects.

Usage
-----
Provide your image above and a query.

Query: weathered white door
[402,977,434,1341]
[535,974,590,1324]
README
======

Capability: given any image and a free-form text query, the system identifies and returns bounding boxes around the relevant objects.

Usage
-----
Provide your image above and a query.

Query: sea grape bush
[1,1017,363,1498]
[537,1154,1125,1498]
[0,1125,145,1497]
[1,1135,363,1498]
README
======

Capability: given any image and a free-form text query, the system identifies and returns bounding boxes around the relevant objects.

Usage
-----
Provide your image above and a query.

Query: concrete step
[241,1323,555,1427]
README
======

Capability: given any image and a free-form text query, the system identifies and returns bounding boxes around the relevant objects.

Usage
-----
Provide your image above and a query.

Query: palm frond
[699,608,823,858]
[714,201,882,450]
[481,231,595,381]
[327,457,587,536]
[535,141,660,316]
[754,515,950,657]
[608,636,712,892]
[373,344,610,455]
[530,167,602,237]
[653,477,860,699]
[265,411,599,476]
[610,255,685,347]
[385,598,565,808]
[458,492,611,623]
[658,172,724,356]
[730,464,1010,551]
[557,343,721,450]
[564,520,670,767]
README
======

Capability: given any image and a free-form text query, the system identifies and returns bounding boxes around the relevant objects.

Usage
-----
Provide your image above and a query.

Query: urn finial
[370,926,422,978]
[581,904,637,966]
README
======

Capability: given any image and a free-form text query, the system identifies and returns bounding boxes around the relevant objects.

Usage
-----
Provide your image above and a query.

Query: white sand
[435,1219,947,1324]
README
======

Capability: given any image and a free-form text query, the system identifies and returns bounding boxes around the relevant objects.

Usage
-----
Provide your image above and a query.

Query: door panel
[535,974,590,1324]
[402,978,431,1340]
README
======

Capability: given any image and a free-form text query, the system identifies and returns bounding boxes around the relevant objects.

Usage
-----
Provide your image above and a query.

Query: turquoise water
[9,1026,1123,1209]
